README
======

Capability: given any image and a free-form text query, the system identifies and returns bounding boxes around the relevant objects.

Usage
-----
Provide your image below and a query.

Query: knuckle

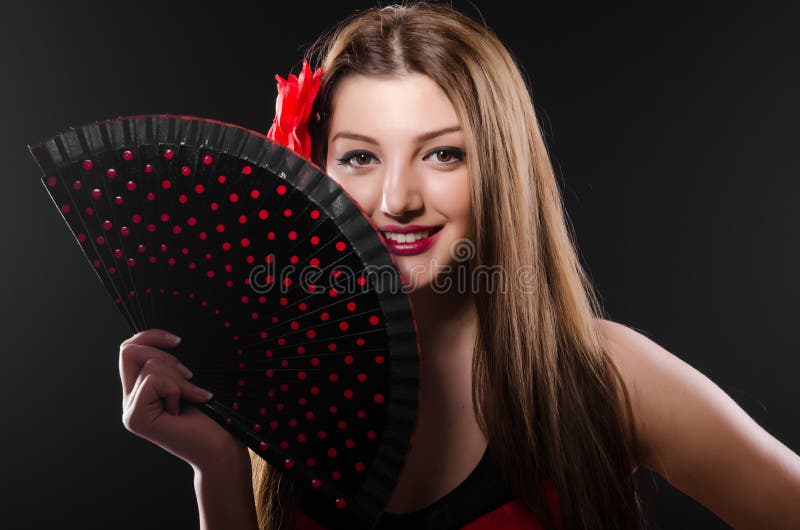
[118,342,140,360]
[121,408,139,432]
[141,357,162,372]
[141,371,174,396]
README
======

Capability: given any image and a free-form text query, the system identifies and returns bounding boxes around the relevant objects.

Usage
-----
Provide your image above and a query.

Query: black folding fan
[28,114,420,530]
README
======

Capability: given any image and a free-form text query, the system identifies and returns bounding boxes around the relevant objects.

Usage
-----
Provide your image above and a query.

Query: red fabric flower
[266,60,323,160]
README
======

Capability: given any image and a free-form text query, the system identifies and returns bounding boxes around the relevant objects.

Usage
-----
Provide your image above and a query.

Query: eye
[335,150,378,168]
[424,147,465,165]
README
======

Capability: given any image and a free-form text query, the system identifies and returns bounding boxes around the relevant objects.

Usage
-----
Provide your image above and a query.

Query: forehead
[328,73,460,138]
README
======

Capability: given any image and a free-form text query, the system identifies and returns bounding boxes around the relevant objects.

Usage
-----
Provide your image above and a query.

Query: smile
[379,225,444,256]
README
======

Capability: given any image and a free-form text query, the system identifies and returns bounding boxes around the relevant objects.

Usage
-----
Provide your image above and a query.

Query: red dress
[291,446,563,530]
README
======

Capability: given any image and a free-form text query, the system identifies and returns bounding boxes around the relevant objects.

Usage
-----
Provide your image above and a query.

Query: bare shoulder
[594,317,684,465]
[593,319,665,450]
[594,317,800,529]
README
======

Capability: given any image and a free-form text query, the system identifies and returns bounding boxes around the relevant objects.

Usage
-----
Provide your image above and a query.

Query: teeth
[382,229,432,243]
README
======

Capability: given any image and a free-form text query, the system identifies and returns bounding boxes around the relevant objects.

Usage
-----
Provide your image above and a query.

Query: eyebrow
[330,126,462,145]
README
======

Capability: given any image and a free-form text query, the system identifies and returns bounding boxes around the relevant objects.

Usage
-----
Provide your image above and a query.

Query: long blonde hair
[251,2,650,528]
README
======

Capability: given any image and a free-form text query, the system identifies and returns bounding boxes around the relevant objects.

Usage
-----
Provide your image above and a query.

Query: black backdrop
[2,1,798,529]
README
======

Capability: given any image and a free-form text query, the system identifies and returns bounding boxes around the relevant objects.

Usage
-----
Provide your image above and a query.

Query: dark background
[2,1,798,528]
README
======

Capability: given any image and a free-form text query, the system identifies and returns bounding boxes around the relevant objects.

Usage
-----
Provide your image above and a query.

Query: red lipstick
[378,225,444,256]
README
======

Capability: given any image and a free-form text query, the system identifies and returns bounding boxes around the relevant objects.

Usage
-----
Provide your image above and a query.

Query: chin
[395,252,458,295]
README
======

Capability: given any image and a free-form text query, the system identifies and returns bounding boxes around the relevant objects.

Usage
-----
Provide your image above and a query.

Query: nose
[380,158,424,218]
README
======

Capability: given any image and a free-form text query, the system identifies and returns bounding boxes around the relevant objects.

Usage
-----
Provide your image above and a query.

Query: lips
[378,225,444,256]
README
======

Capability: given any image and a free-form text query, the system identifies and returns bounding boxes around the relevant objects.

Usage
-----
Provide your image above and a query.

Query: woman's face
[324,73,471,291]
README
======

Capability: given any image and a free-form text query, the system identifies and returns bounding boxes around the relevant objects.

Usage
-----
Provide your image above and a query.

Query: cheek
[429,171,471,224]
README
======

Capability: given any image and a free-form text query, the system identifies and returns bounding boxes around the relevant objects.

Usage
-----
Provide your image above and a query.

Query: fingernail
[177,363,193,378]
[167,332,181,345]
[204,390,213,401]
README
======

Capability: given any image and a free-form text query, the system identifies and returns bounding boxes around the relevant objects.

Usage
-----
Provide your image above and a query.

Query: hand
[119,328,247,471]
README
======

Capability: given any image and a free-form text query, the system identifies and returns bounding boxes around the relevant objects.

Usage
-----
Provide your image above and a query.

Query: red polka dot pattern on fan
[29,114,419,530]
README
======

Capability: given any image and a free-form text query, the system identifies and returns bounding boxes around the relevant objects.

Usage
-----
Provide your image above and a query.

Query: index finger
[120,328,181,349]
[119,343,190,398]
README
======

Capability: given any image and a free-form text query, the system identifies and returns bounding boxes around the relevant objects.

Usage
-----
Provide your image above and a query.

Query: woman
[118,2,800,529]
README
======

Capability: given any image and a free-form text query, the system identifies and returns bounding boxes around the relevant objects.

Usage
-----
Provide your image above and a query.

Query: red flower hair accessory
[266,60,323,160]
